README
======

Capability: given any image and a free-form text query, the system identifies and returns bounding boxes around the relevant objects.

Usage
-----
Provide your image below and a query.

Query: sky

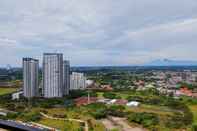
[0,0,197,67]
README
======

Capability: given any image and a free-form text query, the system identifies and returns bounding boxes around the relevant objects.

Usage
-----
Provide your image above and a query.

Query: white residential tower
[23,58,39,98]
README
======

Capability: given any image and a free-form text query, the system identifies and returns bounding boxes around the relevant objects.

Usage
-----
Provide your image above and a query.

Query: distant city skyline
[0,0,197,66]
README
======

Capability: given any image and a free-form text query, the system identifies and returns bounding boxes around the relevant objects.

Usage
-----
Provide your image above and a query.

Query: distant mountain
[145,59,197,66]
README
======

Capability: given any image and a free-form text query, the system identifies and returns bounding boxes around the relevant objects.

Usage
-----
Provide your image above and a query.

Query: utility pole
[87,90,90,104]
[28,97,31,110]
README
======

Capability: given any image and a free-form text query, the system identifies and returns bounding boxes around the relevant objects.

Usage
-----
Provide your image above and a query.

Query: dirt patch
[101,116,146,131]
[101,118,120,130]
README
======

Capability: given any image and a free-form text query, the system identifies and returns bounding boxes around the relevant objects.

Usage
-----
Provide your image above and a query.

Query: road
[0,119,43,131]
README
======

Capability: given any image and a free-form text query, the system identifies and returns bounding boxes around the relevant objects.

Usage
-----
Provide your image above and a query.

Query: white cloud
[0,0,197,66]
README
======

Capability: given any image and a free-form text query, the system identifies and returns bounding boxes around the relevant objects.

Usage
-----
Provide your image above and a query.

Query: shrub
[68,90,87,99]
[91,109,107,119]
[7,113,19,119]
[86,103,107,110]
[164,105,193,128]
[103,92,117,99]
[145,97,161,105]
[192,124,197,131]
[127,96,144,102]
[23,112,41,122]
[86,103,107,119]
[127,112,159,128]
[107,105,125,117]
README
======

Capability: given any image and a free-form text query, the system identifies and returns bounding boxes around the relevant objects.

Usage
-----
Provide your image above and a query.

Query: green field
[0,88,17,95]
[39,118,82,131]
[43,107,105,131]
[189,105,197,125]
[96,90,196,130]
[1,89,196,131]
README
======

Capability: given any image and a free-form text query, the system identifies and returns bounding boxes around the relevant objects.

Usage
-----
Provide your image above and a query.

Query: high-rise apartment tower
[43,53,64,98]
[63,60,70,95]
[23,58,39,98]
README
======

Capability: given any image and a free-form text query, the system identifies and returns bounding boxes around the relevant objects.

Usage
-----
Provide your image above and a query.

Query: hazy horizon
[0,0,197,66]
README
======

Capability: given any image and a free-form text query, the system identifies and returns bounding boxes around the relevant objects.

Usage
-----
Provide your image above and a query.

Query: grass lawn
[45,107,86,119]
[183,104,197,131]
[39,118,82,131]
[46,108,67,116]
[89,120,105,131]
[41,108,106,131]
[115,92,130,99]
[126,104,174,116]
[39,117,106,131]
[0,88,17,95]
[97,92,104,98]
[189,105,197,125]
[96,91,130,99]
[125,104,179,131]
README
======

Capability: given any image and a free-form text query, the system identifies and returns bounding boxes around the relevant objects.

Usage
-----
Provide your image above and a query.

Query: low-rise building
[74,97,97,106]
[126,101,140,107]
[70,72,86,90]
[100,85,113,91]
[12,91,23,100]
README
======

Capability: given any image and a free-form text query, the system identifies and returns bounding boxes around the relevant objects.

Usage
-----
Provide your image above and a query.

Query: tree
[23,111,41,122]
[103,92,117,99]
[107,105,125,117]
[127,112,159,128]
[192,125,197,131]
[86,103,107,119]
[91,109,107,119]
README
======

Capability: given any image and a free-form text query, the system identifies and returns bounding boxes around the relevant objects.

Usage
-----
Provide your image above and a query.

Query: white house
[126,101,140,107]
[12,91,23,100]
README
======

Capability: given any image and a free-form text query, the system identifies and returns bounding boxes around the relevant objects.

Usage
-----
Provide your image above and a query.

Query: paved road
[0,119,43,131]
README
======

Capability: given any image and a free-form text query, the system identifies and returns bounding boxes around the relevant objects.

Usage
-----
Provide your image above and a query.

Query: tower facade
[63,60,70,95]
[43,53,63,98]
[23,58,39,98]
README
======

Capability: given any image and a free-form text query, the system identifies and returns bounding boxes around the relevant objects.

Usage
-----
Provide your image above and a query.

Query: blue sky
[0,0,197,66]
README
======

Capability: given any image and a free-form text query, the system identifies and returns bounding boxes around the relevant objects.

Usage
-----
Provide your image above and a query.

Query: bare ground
[101,116,146,131]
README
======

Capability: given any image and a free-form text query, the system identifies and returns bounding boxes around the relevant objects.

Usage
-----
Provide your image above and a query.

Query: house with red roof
[179,87,193,97]
[74,97,97,106]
